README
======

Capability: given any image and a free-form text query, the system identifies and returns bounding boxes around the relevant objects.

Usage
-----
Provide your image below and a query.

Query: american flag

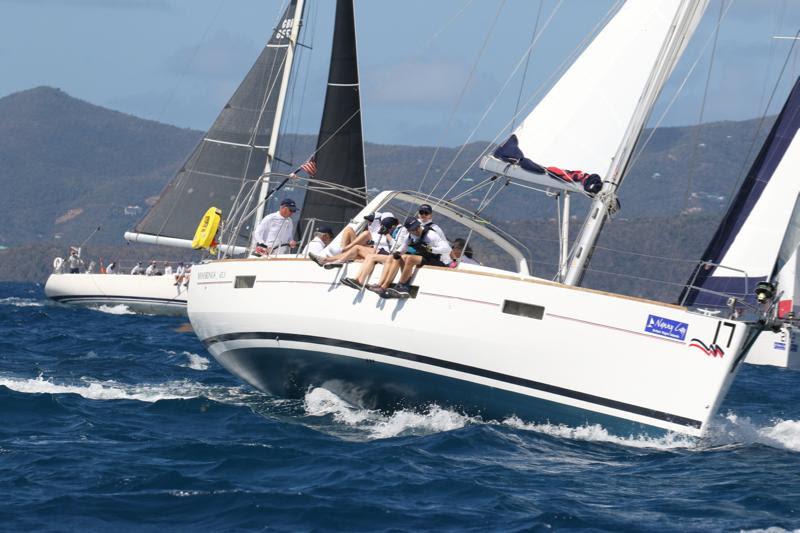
[299,157,317,177]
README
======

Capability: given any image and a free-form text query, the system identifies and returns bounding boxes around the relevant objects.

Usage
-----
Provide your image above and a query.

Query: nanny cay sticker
[644,315,688,341]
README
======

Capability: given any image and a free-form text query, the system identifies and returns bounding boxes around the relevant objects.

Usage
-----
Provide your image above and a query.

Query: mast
[254,0,306,227]
[563,0,708,286]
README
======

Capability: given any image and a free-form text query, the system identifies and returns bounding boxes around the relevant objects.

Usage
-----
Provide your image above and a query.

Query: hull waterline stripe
[201,331,702,428]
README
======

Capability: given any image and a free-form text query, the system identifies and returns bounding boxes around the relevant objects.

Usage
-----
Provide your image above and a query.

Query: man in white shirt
[303,227,335,255]
[417,203,446,241]
[105,261,116,275]
[164,263,173,276]
[173,262,185,285]
[145,261,157,276]
[130,262,143,275]
[251,198,298,256]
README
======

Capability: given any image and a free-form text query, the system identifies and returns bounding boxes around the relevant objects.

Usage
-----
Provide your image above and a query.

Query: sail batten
[128,0,300,248]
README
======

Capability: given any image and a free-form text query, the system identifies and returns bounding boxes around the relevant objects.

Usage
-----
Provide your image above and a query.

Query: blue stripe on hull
[210,344,676,438]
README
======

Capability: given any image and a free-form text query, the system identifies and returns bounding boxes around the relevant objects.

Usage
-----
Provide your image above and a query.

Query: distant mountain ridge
[0,86,201,246]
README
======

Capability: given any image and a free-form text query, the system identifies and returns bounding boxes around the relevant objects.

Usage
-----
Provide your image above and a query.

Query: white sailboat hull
[188,258,759,436]
[45,273,187,316]
[745,326,800,370]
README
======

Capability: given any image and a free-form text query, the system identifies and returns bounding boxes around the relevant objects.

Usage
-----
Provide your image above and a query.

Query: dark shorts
[377,249,390,256]
[420,257,446,267]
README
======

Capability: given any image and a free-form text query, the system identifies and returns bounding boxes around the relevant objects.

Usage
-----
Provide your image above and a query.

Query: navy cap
[280,198,298,211]
[404,216,421,231]
[418,204,433,214]
[317,226,334,237]
[380,216,399,229]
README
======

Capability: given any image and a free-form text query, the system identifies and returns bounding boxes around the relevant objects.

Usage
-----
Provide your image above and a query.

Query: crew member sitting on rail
[317,211,393,259]
[130,262,143,275]
[174,262,185,285]
[303,226,335,255]
[251,198,298,257]
[416,203,446,240]
[145,260,158,276]
[448,238,479,267]
[309,214,398,269]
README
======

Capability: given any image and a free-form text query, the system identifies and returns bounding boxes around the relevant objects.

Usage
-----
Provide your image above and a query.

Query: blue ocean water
[1,282,800,531]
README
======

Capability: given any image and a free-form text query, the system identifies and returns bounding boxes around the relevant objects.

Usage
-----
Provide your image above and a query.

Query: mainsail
[297,0,366,235]
[125,0,302,250]
[682,77,800,309]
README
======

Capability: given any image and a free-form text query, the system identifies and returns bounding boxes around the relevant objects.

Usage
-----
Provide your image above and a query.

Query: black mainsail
[297,0,366,235]
[125,0,302,249]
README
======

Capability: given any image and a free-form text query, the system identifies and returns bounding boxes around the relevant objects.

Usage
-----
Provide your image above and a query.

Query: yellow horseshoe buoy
[191,207,222,250]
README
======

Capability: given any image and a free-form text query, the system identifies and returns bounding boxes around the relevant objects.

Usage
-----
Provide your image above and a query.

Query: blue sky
[1,0,799,146]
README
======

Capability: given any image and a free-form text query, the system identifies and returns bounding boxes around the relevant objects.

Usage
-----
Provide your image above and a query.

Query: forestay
[125,0,300,250]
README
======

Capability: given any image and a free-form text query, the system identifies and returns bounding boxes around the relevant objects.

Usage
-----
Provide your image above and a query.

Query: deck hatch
[502,300,544,319]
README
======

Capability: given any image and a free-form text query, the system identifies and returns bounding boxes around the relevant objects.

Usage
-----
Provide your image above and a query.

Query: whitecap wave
[93,304,135,315]
[0,297,43,308]
[0,374,256,405]
[303,387,473,439]
[180,352,210,371]
[705,413,800,452]
[501,417,697,450]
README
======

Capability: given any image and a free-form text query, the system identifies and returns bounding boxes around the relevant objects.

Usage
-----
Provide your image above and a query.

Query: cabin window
[234,276,256,288]
[502,300,544,320]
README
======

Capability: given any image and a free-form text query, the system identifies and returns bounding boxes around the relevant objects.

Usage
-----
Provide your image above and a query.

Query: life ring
[192,207,222,249]
[53,257,64,271]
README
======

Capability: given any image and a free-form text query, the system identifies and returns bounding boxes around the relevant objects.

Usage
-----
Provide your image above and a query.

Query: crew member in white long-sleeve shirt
[145,261,157,276]
[130,262,143,275]
[416,203,446,240]
[303,227,335,255]
[251,198,298,256]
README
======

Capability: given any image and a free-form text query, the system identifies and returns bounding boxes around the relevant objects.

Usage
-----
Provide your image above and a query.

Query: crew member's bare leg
[397,255,423,285]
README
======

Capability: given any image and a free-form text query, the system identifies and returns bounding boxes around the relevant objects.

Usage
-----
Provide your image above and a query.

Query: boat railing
[679,260,757,312]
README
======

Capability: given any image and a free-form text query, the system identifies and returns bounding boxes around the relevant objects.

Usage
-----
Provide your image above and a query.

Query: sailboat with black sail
[45,0,366,315]
[188,0,777,437]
